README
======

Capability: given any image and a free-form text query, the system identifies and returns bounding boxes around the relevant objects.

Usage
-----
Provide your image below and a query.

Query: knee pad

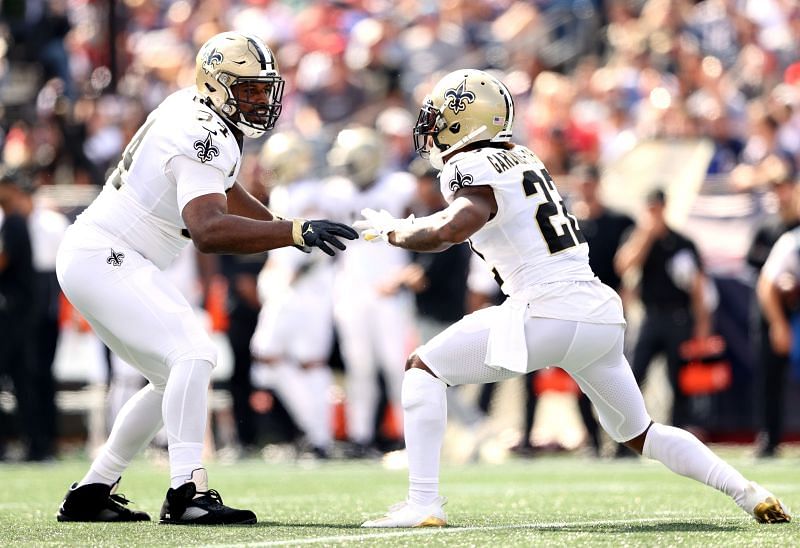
[402,368,444,411]
[168,340,218,370]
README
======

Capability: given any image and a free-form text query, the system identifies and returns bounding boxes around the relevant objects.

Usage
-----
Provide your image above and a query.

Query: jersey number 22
[522,169,586,254]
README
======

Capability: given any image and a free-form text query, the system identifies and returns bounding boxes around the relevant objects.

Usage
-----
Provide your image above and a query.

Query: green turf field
[0,451,797,546]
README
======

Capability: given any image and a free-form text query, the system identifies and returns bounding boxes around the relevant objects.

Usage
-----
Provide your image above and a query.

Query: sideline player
[249,131,335,457]
[356,69,790,527]
[55,31,356,525]
[327,127,417,456]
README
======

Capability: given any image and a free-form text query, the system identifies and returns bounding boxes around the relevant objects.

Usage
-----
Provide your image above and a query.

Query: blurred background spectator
[2,0,800,459]
[755,180,800,458]
[746,170,798,458]
[615,188,713,432]
[0,170,37,460]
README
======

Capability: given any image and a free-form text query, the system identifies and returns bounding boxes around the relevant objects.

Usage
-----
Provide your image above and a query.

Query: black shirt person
[570,164,634,455]
[748,175,800,457]
[615,189,712,428]
[0,172,36,460]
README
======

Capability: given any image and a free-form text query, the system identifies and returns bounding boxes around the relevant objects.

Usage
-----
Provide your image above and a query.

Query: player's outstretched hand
[353,208,414,243]
[296,219,358,256]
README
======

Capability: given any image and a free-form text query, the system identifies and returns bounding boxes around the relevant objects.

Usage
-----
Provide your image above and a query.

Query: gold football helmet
[327,127,383,188]
[414,69,514,168]
[195,31,284,138]
[259,132,314,186]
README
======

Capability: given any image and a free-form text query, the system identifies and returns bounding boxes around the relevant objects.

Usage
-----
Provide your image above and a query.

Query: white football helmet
[195,31,284,139]
[414,69,514,168]
[327,127,383,188]
[259,131,314,186]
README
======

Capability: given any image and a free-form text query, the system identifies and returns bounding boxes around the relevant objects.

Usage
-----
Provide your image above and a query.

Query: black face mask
[228,75,286,132]
[413,100,444,158]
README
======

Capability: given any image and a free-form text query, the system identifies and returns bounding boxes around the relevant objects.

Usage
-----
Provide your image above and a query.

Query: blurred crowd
[2,0,800,462]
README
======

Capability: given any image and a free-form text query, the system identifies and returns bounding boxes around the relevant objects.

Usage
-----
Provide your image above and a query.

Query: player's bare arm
[388,186,496,252]
[225,181,275,221]
[184,193,357,256]
[182,192,294,254]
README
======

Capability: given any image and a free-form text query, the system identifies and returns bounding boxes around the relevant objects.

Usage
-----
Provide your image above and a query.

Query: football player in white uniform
[249,132,335,457]
[55,31,357,525]
[357,70,790,527]
[326,127,418,456]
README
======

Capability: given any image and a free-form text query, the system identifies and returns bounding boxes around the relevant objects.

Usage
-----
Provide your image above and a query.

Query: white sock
[163,359,213,489]
[643,423,749,505]
[80,384,164,487]
[304,366,334,449]
[403,368,447,507]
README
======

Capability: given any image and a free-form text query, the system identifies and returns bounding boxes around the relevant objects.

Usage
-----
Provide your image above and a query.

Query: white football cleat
[361,496,447,528]
[738,482,791,523]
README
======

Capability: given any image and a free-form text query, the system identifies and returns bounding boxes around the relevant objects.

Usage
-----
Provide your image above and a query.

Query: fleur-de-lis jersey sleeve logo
[193,132,221,163]
[444,80,476,114]
[448,164,474,192]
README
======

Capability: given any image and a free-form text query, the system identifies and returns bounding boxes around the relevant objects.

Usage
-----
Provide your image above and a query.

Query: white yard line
[202,516,725,547]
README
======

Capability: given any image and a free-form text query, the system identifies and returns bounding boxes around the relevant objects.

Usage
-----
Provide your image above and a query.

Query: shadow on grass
[247,520,750,533]
[253,522,363,530]
[532,521,748,534]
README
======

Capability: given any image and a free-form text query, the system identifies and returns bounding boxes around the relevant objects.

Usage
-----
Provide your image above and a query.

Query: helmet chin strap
[428,125,488,170]
[238,123,264,139]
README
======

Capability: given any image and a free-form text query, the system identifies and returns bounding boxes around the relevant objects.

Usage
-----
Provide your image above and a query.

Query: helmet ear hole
[205,83,216,93]
[449,122,460,134]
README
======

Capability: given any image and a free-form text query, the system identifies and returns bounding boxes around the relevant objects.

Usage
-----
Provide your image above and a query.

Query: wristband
[291,218,306,246]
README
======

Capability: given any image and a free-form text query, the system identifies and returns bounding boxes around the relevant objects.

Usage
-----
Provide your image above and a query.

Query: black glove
[296,219,358,256]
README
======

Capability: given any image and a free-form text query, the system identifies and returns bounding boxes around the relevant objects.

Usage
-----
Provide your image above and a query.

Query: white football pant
[250,269,334,449]
[335,292,415,445]
[57,224,216,487]
[417,310,651,443]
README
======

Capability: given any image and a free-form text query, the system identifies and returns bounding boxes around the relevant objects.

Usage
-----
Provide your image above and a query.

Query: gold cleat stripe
[754,498,791,524]
[415,516,447,527]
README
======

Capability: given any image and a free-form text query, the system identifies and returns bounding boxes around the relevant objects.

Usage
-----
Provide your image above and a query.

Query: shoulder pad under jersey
[440,149,497,202]
[169,105,240,177]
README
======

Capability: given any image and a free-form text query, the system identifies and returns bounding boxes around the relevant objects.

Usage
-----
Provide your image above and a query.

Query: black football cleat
[159,469,256,525]
[57,480,151,522]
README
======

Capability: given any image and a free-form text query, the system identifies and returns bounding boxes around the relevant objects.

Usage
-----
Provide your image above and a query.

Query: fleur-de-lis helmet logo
[194,131,220,163]
[444,80,476,115]
[201,47,224,74]
[448,164,474,192]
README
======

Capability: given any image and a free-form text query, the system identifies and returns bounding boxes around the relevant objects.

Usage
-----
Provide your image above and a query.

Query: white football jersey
[76,87,242,269]
[258,178,332,301]
[326,172,416,293]
[440,145,594,294]
[440,145,623,325]
[761,227,800,283]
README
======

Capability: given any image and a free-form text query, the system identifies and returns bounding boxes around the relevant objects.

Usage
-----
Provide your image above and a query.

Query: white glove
[352,208,414,243]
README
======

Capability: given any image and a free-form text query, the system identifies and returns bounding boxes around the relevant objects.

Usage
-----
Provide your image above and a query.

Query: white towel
[485,297,529,373]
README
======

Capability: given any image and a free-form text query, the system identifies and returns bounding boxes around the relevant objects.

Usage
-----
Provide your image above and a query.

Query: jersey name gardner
[439,145,594,296]
[77,88,242,269]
